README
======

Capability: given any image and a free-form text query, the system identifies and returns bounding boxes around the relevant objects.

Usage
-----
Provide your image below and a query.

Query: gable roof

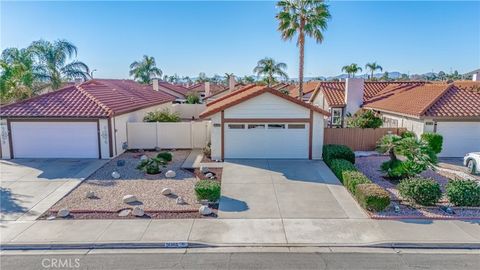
[204,82,249,99]
[0,79,175,118]
[187,83,227,94]
[200,85,330,118]
[157,81,190,96]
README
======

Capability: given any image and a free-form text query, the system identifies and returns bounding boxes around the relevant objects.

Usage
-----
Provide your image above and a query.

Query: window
[288,124,306,129]
[331,108,343,126]
[228,124,245,129]
[268,124,285,129]
[248,124,265,129]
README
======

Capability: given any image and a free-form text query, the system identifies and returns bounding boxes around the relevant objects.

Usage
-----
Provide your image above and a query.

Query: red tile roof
[0,79,175,118]
[157,81,190,96]
[424,82,480,118]
[187,83,227,94]
[200,85,330,118]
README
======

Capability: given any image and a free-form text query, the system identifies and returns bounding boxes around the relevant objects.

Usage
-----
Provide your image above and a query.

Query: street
[1,249,479,270]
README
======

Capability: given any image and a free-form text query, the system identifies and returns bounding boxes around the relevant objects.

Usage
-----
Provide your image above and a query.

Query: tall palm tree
[129,55,162,84]
[276,0,330,99]
[341,63,363,78]
[253,58,288,86]
[29,39,90,90]
[365,62,383,80]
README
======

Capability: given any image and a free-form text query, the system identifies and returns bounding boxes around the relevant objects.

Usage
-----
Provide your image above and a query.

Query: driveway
[218,159,367,219]
[0,159,106,221]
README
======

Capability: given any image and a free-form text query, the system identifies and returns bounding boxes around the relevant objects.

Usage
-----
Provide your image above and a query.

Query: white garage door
[224,123,309,159]
[436,122,480,157]
[11,121,99,158]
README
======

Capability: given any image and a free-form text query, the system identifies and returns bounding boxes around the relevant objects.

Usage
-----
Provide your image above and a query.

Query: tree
[196,72,208,83]
[253,57,288,86]
[129,55,162,84]
[341,63,363,78]
[380,71,390,81]
[29,39,90,90]
[346,110,383,128]
[186,91,201,104]
[365,62,383,80]
[239,75,256,84]
[276,0,330,99]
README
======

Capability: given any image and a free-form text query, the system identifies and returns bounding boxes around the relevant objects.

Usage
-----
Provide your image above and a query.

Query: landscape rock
[117,160,126,167]
[118,209,131,217]
[111,171,121,179]
[123,194,138,203]
[200,165,209,173]
[132,207,145,217]
[161,188,172,195]
[205,172,213,178]
[199,205,212,216]
[140,155,148,161]
[46,215,56,220]
[176,196,185,205]
[165,170,176,178]
[57,208,70,218]
[85,190,96,199]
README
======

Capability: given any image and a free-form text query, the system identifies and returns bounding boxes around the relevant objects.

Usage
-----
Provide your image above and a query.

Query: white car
[464,152,480,174]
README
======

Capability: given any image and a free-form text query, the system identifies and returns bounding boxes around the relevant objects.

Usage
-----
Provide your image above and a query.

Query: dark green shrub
[446,179,480,207]
[400,130,416,139]
[330,159,357,183]
[322,144,355,167]
[144,109,181,122]
[137,157,166,174]
[398,177,442,206]
[342,171,372,195]
[186,91,201,104]
[194,180,221,202]
[380,159,406,179]
[346,110,383,129]
[157,152,172,162]
[355,184,391,211]
[421,132,443,154]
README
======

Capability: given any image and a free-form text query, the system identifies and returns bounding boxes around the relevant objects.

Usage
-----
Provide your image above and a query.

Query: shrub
[330,159,357,183]
[400,130,417,139]
[322,144,355,167]
[136,157,167,174]
[380,159,406,179]
[194,180,221,202]
[355,184,391,211]
[342,171,372,195]
[157,152,172,162]
[143,109,181,122]
[446,179,480,207]
[186,91,201,104]
[203,143,211,158]
[398,177,442,206]
[421,132,443,154]
[346,110,383,129]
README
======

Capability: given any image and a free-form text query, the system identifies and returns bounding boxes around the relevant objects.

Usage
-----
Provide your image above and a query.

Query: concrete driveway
[218,159,367,219]
[0,159,106,221]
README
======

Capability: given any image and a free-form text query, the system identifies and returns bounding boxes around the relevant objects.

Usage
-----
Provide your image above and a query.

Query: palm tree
[365,62,383,80]
[253,57,288,86]
[276,0,330,99]
[29,39,90,90]
[341,63,363,78]
[129,55,162,84]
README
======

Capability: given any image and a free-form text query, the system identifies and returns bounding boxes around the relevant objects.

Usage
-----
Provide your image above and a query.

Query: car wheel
[467,159,477,174]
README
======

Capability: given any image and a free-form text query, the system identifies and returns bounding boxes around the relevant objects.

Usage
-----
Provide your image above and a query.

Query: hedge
[446,179,480,207]
[398,177,442,206]
[355,183,391,211]
[194,180,221,202]
[330,159,357,183]
[322,144,355,167]
[421,132,443,154]
[343,171,372,195]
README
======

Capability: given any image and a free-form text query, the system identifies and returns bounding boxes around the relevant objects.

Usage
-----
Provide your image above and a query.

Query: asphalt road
[1,251,479,270]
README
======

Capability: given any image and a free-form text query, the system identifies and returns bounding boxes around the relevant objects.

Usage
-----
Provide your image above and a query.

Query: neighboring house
[204,77,247,102]
[152,79,190,103]
[0,79,174,159]
[187,82,227,100]
[199,85,330,160]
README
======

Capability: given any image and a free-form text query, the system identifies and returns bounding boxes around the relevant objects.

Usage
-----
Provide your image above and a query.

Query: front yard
[44,150,222,219]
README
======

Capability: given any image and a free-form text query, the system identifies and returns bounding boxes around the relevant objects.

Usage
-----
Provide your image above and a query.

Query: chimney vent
[344,78,365,117]
[229,76,236,92]
[152,78,159,91]
[205,81,211,97]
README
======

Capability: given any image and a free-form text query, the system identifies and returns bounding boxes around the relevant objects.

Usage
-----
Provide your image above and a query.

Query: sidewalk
[1,218,479,249]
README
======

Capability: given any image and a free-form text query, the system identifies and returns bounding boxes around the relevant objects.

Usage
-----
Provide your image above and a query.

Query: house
[152,79,190,103]
[199,85,330,160]
[187,82,227,100]
[203,77,247,102]
[0,79,174,159]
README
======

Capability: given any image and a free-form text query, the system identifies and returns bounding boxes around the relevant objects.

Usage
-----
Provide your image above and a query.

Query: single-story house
[203,77,247,102]
[187,82,227,100]
[152,79,190,103]
[199,85,330,160]
[0,79,174,159]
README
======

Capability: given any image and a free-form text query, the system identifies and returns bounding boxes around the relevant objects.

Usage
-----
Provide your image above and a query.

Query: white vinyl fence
[127,121,211,149]
[171,104,206,120]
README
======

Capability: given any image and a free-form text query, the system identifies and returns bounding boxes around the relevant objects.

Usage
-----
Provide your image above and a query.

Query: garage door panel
[437,122,480,157]
[11,122,99,158]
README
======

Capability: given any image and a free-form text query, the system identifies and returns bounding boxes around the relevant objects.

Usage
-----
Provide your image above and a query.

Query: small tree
[186,91,201,104]
[143,109,181,122]
[346,110,383,128]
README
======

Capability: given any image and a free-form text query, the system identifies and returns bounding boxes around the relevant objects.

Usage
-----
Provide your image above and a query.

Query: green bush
[194,180,221,202]
[186,91,201,104]
[322,144,355,167]
[143,109,181,122]
[421,132,443,154]
[136,157,167,174]
[355,184,391,211]
[330,159,357,183]
[446,179,480,207]
[156,152,172,162]
[400,130,417,139]
[380,159,406,179]
[342,171,372,195]
[398,177,442,206]
[346,110,383,129]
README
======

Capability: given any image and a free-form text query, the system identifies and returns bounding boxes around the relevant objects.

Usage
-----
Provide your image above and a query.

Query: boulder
[200,165,209,173]
[205,172,213,178]
[161,188,172,196]
[57,208,70,218]
[118,209,131,217]
[123,194,138,204]
[85,190,96,199]
[112,171,121,179]
[117,160,126,167]
[140,155,148,161]
[176,196,185,205]
[199,205,212,216]
[165,170,176,178]
[132,207,145,217]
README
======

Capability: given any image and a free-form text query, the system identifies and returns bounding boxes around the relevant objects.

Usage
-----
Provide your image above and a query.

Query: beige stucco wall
[380,112,426,138]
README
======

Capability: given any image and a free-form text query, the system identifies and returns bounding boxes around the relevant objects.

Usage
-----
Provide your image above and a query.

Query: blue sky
[1,1,479,79]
